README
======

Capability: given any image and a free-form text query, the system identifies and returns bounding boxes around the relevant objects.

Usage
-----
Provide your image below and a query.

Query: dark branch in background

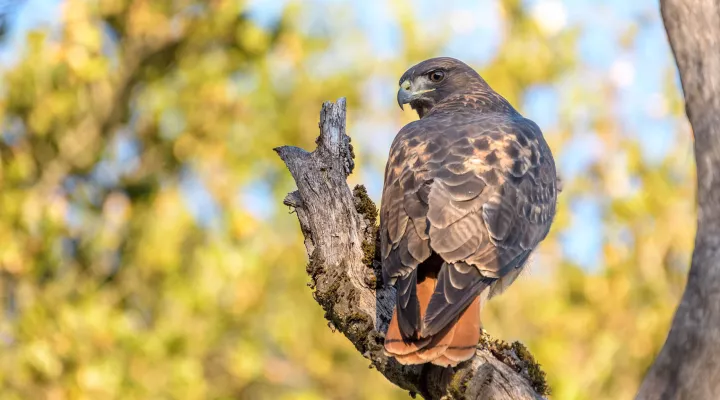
[0,0,26,43]
[636,1,720,399]
[276,98,549,400]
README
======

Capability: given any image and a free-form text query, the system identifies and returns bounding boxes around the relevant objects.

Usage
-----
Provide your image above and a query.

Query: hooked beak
[397,80,435,110]
[397,80,412,110]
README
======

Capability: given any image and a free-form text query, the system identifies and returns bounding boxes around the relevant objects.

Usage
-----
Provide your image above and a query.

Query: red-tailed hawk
[381,57,558,367]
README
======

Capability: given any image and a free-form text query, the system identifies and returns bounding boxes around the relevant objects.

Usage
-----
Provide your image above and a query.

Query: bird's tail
[384,270,482,367]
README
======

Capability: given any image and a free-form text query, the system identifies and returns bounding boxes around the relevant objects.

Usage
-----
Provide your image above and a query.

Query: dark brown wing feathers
[381,104,557,366]
[423,262,492,337]
[384,271,434,355]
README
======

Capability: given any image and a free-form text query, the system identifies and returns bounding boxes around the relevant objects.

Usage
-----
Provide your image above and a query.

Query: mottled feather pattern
[381,113,556,287]
[381,57,558,366]
[381,114,556,332]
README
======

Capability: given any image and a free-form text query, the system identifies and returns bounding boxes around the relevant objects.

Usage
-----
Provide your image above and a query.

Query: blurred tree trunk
[276,98,549,400]
[636,0,720,398]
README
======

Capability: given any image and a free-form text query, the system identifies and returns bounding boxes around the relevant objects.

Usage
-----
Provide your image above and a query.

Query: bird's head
[397,57,487,118]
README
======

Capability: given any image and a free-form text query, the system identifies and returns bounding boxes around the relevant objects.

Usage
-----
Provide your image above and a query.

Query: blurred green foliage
[0,0,694,399]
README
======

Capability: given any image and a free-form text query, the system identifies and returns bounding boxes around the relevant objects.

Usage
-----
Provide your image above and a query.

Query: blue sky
[0,0,61,65]
[245,0,683,271]
[2,0,685,271]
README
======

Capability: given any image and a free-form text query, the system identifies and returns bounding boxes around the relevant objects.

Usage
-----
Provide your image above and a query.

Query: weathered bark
[636,1,720,399]
[275,98,548,399]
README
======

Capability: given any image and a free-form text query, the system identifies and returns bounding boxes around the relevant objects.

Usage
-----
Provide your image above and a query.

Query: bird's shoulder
[387,112,555,184]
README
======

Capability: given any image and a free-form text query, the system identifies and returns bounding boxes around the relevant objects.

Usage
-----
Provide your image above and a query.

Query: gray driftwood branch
[275,98,548,399]
[636,1,720,399]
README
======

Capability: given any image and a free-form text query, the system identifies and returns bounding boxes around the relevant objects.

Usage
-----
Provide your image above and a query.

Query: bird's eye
[428,70,445,82]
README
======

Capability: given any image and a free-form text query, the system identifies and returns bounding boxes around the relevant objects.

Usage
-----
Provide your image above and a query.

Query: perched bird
[381,57,558,367]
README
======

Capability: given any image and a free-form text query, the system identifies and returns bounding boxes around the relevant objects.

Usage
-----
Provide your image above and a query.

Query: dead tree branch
[636,1,720,399]
[275,98,548,399]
